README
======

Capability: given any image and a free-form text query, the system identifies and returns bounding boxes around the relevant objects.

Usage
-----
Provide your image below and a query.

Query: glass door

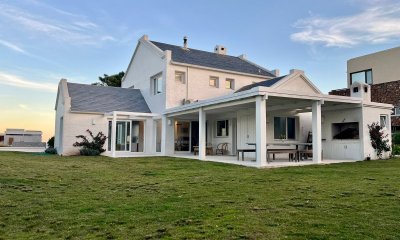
[116,121,130,151]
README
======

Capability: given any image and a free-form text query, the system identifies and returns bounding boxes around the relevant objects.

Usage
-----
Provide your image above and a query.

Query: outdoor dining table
[246,142,313,161]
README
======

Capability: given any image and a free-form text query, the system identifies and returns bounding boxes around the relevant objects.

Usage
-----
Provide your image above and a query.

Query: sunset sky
[1,0,400,141]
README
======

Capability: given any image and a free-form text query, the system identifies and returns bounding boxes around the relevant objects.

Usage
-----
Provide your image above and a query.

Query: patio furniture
[193,145,213,155]
[215,143,228,155]
[237,149,256,161]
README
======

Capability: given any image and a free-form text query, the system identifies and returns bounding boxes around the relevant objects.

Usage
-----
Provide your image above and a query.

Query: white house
[54,35,393,167]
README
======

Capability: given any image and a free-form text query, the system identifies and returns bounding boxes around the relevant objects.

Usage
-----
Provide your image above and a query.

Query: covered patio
[162,85,364,168]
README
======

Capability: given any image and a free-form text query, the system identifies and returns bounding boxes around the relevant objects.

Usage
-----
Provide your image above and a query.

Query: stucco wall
[347,47,400,86]
[122,41,167,113]
[166,64,267,109]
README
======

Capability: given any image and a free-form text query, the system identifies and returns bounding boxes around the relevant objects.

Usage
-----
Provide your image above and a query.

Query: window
[392,107,400,116]
[350,69,373,85]
[209,76,219,87]
[274,117,296,140]
[152,74,162,95]
[380,115,388,128]
[175,71,186,84]
[332,122,359,140]
[216,120,229,137]
[225,78,235,90]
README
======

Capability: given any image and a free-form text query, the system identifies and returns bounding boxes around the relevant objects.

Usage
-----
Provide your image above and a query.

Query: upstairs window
[209,76,219,87]
[274,117,296,140]
[152,73,162,95]
[350,69,373,85]
[175,71,186,84]
[225,79,235,90]
[216,120,229,137]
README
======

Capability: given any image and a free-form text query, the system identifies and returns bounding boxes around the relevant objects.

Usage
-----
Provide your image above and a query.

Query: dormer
[350,81,371,102]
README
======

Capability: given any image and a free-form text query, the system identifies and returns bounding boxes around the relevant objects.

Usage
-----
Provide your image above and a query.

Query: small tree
[368,122,391,159]
[92,71,124,87]
[73,130,107,156]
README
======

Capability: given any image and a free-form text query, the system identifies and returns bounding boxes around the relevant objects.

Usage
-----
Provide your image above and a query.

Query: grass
[0,152,399,239]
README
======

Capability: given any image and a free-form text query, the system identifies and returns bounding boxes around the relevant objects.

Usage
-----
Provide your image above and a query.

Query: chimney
[183,36,188,49]
[214,45,227,55]
[350,82,371,102]
[238,54,247,60]
[290,69,304,75]
[271,69,280,77]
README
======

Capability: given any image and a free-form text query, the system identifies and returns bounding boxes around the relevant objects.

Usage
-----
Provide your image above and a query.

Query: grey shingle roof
[235,75,287,93]
[67,83,151,113]
[151,41,275,77]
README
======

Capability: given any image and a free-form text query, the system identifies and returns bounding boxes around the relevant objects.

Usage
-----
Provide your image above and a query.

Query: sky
[1,0,400,141]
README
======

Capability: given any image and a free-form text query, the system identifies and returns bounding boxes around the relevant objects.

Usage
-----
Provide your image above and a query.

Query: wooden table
[193,146,213,155]
[247,142,313,162]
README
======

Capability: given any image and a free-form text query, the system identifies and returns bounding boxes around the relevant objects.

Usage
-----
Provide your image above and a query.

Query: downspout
[186,66,189,100]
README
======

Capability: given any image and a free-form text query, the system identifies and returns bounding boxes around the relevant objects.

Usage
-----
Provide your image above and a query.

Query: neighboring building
[330,46,400,132]
[54,35,393,167]
[3,129,44,147]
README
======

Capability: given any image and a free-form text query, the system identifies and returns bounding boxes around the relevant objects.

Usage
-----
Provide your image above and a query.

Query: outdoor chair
[215,143,228,155]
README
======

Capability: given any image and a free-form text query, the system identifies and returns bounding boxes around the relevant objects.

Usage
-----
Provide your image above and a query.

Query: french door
[116,121,131,151]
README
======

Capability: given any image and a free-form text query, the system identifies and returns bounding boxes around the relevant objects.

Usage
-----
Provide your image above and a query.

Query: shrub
[47,136,55,148]
[368,122,391,159]
[73,130,107,156]
[45,147,57,154]
[392,132,400,145]
[392,145,400,155]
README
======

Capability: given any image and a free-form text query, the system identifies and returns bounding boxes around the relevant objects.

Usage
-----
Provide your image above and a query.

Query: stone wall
[329,80,400,127]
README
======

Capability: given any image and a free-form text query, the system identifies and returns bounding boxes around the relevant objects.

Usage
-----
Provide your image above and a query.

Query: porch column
[111,112,117,158]
[255,96,267,167]
[198,107,206,160]
[161,115,174,156]
[312,100,322,163]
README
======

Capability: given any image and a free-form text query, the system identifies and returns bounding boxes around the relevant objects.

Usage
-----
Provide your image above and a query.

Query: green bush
[47,136,55,148]
[73,130,107,156]
[392,145,400,155]
[45,147,57,154]
[392,133,400,145]
[79,148,100,156]
[368,122,391,158]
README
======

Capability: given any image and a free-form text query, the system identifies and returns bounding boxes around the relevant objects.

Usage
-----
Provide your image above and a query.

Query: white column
[255,96,267,167]
[198,107,206,160]
[161,115,175,156]
[312,100,322,163]
[111,112,117,158]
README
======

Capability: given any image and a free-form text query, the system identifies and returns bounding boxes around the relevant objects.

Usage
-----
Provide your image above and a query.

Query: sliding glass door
[116,121,130,151]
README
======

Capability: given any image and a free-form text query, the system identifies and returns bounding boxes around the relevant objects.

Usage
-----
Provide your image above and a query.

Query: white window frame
[380,115,388,129]
[175,71,186,84]
[209,76,219,88]
[392,107,400,116]
[152,73,162,95]
[216,120,229,137]
[225,78,235,90]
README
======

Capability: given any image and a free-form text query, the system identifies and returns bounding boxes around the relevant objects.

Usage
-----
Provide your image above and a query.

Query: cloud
[0,72,57,92]
[0,2,115,46]
[291,3,400,47]
[18,104,28,110]
[0,39,26,54]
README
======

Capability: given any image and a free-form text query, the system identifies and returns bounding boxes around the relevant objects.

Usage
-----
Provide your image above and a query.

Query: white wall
[122,41,167,113]
[166,64,268,109]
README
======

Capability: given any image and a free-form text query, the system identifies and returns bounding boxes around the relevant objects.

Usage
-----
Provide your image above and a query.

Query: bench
[267,149,298,162]
[237,149,256,161]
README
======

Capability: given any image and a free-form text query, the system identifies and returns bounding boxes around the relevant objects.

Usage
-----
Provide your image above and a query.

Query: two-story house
[54,35,393,167]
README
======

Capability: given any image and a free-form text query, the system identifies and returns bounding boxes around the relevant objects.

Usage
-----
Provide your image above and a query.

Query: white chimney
[290,69,304,75]
[271,69,280,77]
[238,54,247,60]
[350,82,371,102]
[214,45,227,55]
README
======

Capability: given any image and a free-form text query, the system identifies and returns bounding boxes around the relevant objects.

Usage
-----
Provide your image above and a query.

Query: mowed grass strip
[0,151,399,239]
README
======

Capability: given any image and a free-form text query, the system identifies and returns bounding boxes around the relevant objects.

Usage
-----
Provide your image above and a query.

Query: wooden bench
[237,149,256,161]
[267,149,298,162]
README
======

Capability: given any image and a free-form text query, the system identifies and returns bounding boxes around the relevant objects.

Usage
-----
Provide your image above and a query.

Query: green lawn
[0,152,399,239]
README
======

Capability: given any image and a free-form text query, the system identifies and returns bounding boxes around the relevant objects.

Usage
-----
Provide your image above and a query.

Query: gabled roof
[67,83,151,113]
[150,41,275,77]
[235,75,287,92]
